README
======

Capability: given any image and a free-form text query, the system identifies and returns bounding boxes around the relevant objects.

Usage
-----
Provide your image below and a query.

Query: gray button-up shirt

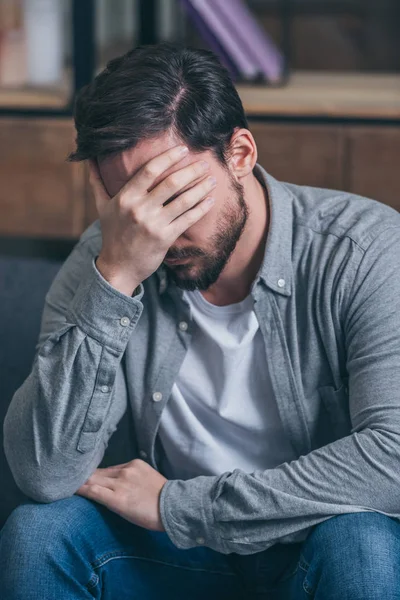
[5,164,400,555]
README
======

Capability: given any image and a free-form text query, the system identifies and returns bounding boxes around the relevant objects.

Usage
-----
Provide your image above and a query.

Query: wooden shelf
[237,72,400,120]
[1,71,398,118]
[0,87,69,110]
[0,71,71,110]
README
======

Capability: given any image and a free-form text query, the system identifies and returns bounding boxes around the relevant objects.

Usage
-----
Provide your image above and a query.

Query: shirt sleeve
[159,225,400,555]
[3,235,144,503]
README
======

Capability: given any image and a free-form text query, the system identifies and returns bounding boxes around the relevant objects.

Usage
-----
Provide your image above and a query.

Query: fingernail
[179,145,189,154]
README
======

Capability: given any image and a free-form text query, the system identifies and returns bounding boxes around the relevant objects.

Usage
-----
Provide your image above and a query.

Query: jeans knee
[0,495,95,557]
[0,496,104,597]
[299,512,400,599]
[309,512,400,559]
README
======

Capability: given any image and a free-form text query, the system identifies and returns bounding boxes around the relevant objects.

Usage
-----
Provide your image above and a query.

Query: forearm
[4,257,144,502]
[160,427,400,555]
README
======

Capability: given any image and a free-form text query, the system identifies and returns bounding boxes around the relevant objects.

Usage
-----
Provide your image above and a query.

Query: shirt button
[120,316,130,327]
[277,278,285,288]
[152,391,163,402]
[196,537,205,545]
[178,321,188,332]
[139,450,147,459]
[100,385,110,393]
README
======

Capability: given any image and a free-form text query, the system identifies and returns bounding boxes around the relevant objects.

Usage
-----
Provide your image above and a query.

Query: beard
[164,175,249,292]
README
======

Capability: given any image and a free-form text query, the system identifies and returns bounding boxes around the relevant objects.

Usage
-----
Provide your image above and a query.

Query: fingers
[88,472,117,487]
[164,174,217,223]
[122,144,190,196]
[96,463,130,477]
[85,462,133,482]
[170,195,215,240]
[88,158,110,214]
[100,462,131,470]
[94,469,120,479]
[76,482,115,508]
[150,160,211,208]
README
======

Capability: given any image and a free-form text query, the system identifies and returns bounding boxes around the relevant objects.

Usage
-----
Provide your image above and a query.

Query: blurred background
[0,0,399,247]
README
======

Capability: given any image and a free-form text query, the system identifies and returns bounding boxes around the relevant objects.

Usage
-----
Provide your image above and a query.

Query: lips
[164,257,191,265]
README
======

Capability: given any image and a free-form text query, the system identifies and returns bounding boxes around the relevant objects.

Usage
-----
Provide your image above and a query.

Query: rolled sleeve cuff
[159,474,231,554]
[67,257,144,352]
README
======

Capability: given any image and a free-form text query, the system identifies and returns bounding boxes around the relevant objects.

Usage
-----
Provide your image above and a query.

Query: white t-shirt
[157,288,297,480]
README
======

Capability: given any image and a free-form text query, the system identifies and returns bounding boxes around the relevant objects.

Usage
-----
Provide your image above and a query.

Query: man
[1,42,400,599]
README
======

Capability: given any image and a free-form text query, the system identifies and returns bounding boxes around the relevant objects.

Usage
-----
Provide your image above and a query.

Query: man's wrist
[95,256,141,297]
[68,257,143,354]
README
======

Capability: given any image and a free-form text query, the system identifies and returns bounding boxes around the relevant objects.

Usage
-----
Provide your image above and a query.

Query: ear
[227,127,258,179]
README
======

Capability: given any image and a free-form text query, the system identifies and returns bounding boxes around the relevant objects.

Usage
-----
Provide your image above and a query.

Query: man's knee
[0,495,105,597]
[0,495,96,556]
[308,511,400,557]
[299,512,400,599]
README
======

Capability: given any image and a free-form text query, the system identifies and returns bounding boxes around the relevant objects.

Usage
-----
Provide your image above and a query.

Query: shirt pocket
[318,378,351,440]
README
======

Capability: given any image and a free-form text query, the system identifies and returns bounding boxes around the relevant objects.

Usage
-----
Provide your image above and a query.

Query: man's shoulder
[284,181,400,252]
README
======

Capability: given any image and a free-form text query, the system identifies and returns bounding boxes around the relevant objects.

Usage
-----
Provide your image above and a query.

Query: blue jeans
[1,495,400,599]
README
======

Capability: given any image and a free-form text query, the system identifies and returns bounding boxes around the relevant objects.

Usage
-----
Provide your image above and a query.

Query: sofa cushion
[0,254,63,527]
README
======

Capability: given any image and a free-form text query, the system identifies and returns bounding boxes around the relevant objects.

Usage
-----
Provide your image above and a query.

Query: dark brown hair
[68,42,248,166]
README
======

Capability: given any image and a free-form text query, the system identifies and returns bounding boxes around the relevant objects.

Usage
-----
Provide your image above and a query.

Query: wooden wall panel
[1,117,398,239]
[346,127,400,211]
[0,118,86,238]
[250,122,345,191]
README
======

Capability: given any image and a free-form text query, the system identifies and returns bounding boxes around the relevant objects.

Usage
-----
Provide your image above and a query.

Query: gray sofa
[0,247,67,528]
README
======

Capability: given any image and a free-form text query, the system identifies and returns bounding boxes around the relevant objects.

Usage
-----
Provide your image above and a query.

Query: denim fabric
[1,497,400,599]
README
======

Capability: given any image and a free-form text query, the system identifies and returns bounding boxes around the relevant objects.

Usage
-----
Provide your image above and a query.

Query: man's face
[98,130,249,292]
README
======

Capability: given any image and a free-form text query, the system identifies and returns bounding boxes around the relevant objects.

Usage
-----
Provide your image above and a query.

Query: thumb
[88,158,110,215]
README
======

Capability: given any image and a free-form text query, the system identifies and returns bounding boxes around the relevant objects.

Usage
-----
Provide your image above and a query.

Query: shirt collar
[156,162,294,297]
[253,163,293,296]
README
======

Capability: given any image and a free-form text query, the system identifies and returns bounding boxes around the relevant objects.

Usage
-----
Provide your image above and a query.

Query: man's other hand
[76,459,168,532]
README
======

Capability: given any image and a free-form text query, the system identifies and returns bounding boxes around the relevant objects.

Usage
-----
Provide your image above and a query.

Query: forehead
[98,130,212,196]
